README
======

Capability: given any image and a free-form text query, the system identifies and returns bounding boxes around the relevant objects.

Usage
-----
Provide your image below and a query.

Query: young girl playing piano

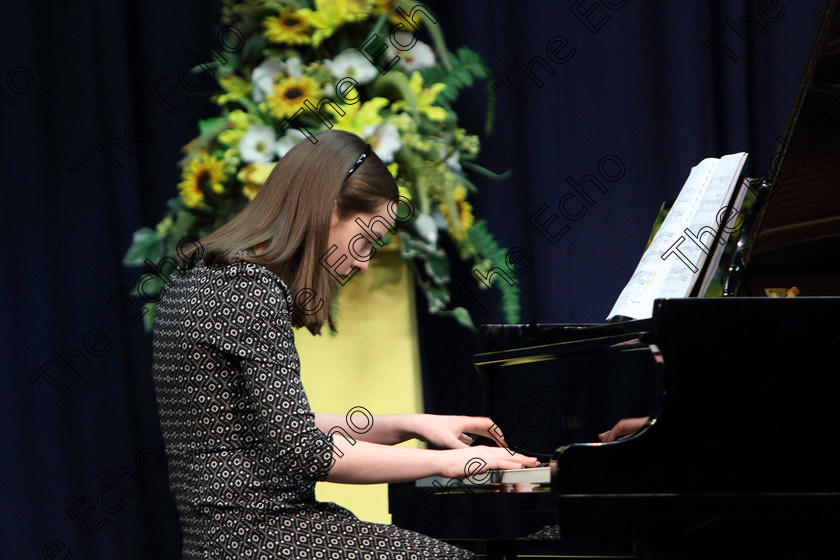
[151,129,537,559]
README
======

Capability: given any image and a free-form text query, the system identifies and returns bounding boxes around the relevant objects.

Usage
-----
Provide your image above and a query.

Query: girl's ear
[330,201,342,228]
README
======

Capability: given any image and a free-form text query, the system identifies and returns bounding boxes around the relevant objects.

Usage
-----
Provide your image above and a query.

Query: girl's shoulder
[190,259,292,303]
[205,259,289,295]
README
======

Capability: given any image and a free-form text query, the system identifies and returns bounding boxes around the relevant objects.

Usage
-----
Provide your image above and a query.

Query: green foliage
[421,46,489,103]
[123,227,162,266]
[466,220,521,324]
[125,1,520,333]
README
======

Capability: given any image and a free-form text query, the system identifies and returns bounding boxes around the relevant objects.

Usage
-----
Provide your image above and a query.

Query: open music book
[607,152,749,321]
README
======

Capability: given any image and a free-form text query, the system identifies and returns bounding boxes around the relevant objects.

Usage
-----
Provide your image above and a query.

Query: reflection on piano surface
[389,0,840,557]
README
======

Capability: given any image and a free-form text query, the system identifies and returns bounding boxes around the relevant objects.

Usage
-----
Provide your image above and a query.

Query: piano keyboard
[416,466,551,487]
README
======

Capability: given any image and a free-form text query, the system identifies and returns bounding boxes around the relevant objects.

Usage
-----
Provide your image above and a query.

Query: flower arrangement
[124,0,520,331]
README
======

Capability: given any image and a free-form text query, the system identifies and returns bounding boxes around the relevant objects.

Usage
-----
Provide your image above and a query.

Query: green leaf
[123,227,162,266]
[366,12,389,43]
[484,79,496,135]
[180,119,230,165]
[450,306,475,330]
[165,210,199,257]
[466,220,521,323]
[420,47,489,103]
[166,197,185,213]
[424,249,450,284]
[198,117,224,135]
[370,70,416,108]
[417,1,453,71]
[241,34,268,64]
[461,160,512,181]
[422,281,450,314]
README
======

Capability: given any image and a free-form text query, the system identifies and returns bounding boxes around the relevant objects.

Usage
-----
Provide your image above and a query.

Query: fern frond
[466,220,521,323]
[421,47,489,103]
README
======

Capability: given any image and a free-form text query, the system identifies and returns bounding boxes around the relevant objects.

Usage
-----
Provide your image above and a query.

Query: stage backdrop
[0,1,829,558]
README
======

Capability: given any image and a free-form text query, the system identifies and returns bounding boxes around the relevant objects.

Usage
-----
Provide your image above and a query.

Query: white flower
[285,57,303,78]
[276,128,307,158]
[363,122,401,164]
[414,213,439,245]
[390,34,437,72]
[435,144,462,173]
[251,57,304,103]
[239,124,278,163]
[251,58,285,103]
[323,49,379,85]
[445,150,462,173]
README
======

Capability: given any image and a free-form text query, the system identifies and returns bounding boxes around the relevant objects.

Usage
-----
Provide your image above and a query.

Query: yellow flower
[264,75,322,120]
[217,110,254,146]
[438,184,474,240]
[212,74,251,105]
[391,71,447,122]
[297,0,371,46]
[331,97,389,136]
[178,153,226,208]
[263,11,311,45]
[237,162,276,200]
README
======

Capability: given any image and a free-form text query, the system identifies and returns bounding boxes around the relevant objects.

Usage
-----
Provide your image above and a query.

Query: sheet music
[607,153,748,321]
[694,174,752,298]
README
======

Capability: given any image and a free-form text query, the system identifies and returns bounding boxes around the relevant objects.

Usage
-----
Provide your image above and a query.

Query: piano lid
[734,0,840,295]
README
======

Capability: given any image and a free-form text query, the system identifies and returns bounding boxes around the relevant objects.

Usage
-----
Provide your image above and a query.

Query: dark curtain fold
[0,1,829,557]
[2,1,222,557]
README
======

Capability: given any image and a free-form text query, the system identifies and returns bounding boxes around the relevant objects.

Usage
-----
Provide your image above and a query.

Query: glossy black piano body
[553,297,840,550]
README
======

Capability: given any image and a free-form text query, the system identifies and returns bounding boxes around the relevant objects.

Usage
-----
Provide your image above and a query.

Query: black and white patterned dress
[152,259,473,559]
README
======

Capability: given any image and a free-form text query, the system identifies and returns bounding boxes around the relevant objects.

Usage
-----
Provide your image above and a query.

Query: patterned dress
[151,259,473,559]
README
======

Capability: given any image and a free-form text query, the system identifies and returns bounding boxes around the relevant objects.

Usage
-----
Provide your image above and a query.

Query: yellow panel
[295,247,423,524]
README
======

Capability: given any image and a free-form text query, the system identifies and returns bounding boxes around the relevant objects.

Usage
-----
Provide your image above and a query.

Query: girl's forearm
[324,440,440,484]
[315,412,421,445]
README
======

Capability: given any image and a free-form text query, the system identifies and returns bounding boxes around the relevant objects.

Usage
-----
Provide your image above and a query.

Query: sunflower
[178,153,226,208]
[438,184,475,240]
[264,75,321,120]
[263,11,311,45]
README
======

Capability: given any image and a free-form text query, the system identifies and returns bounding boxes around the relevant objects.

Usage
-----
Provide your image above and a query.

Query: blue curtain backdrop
[0,1,829,557]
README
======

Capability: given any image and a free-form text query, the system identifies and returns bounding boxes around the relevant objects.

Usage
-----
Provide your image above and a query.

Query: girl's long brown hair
[188,129,398,334]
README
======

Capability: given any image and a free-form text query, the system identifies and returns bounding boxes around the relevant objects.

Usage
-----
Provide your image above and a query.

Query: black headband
[345,144,371,180]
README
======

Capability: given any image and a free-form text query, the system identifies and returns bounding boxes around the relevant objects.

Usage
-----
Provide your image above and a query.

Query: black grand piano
[389,1,840,557]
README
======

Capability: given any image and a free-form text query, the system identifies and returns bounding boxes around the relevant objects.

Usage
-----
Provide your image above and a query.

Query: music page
[606,152,748,320]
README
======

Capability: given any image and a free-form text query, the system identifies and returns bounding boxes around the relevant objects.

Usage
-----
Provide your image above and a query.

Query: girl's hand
[598,416,650,442]
[409,414,508,449]
[437,445,539,480]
